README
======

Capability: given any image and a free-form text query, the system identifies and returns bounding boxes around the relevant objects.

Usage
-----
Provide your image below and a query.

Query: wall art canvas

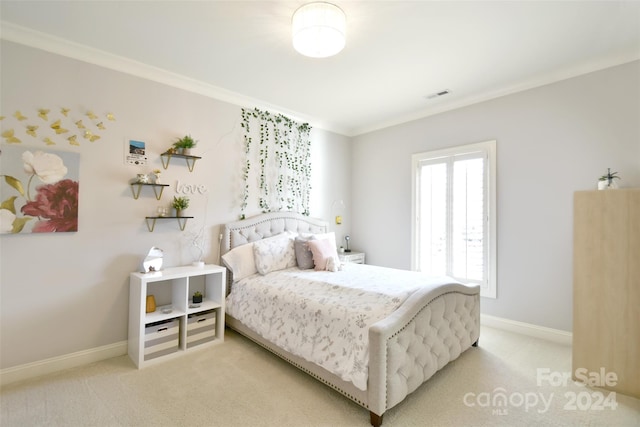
[1,145,80,234]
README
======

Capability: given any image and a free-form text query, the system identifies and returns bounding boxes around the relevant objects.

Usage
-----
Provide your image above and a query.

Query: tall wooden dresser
[573,189,639,398]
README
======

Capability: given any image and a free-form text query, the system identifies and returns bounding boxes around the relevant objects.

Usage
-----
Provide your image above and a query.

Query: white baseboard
[481,314,572,346]
[1,341,127,386]
[0,316,571,386]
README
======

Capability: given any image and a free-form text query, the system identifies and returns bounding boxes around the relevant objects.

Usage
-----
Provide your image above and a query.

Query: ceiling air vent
[425,89,451,100]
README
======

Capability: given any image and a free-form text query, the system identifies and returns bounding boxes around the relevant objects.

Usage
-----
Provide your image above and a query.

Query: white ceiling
[1,1,639,136]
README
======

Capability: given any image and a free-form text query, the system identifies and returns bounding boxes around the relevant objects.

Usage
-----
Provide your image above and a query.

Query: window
[411,140,496,298]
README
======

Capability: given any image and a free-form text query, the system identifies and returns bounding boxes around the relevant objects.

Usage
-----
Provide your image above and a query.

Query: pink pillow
[307,238,339,271]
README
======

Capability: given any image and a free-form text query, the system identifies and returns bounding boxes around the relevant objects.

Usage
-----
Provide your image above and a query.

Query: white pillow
[222,232,295,281]
[253,234,296,275]
[221,242,257,281]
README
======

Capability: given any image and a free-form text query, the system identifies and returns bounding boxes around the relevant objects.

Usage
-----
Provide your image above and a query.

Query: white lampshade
[292,2,346,58]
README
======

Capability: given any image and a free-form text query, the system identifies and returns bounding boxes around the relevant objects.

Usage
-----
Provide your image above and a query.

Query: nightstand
[339,251,365,264]
[128,264,226,368]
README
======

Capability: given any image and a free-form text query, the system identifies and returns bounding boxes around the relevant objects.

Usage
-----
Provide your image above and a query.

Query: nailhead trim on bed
[384,291,480,409]
[226,217,326,249]
[220,212,329,289]
[234,327,370,409]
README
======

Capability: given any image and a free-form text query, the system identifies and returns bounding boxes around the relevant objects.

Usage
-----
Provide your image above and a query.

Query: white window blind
[412,141,496,298]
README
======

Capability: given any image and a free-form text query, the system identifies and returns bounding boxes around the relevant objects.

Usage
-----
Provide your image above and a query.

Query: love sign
[175,180,208,195]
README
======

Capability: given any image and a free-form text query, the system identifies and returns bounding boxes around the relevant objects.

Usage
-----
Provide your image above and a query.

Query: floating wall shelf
[160,152,201,172]
[130,183,170,200]
[145,216,194,232]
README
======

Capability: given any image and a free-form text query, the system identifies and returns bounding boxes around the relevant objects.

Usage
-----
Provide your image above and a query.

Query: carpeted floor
[1,326,639,426]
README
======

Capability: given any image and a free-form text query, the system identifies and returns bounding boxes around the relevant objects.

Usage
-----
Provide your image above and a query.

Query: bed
[220,212,480,426]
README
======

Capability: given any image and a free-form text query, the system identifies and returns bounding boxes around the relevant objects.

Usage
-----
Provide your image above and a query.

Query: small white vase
[598,180,618,190]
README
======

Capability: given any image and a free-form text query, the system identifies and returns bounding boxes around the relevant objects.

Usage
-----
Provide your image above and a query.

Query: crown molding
[3,21,636,138]
[0,21,349,136]
[353,52,640,136]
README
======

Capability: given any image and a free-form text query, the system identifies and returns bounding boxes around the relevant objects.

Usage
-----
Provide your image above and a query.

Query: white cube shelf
[128,264,226,368]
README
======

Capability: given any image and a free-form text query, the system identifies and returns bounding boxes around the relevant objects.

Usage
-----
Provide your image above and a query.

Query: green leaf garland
[240,108,311,218]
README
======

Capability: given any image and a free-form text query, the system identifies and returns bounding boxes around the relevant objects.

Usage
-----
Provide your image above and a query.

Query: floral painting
[1,145,80,234]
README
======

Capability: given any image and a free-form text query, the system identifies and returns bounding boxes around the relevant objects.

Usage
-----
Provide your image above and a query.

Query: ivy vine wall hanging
[240,108,311,219]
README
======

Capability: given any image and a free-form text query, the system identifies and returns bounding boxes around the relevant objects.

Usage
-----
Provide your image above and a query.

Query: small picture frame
[126,139,147,165]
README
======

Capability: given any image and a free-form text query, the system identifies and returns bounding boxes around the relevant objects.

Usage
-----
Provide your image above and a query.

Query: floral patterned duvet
[226,262,457,390]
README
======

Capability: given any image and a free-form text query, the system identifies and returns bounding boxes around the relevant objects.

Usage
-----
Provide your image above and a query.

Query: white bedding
[225,262,463,390]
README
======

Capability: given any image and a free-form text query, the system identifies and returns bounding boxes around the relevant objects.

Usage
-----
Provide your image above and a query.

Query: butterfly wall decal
[38,109,50,120]
[1,106,114,146]
[83,130,100,142]
[2,129,21,144]
[14,111,27,121]
[50,120,69,134]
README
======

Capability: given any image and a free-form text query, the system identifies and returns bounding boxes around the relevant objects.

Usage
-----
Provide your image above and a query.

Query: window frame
[411,140,497,298]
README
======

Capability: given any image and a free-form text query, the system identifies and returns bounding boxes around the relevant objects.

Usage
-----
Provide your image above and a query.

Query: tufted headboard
[220,211,328,257]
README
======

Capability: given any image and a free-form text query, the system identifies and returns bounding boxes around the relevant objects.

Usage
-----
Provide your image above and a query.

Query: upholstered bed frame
[220,212,480,426]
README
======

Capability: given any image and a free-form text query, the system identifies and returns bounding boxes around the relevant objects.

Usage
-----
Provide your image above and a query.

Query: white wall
[2,39,637,371]
[0,41,351,369]
[351,61,640,332]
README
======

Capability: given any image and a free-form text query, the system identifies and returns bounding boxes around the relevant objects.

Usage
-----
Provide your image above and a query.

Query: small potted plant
[171,196,189,216]
[192,291,203,304]
[598,168,621,190]
[173,134,197,155]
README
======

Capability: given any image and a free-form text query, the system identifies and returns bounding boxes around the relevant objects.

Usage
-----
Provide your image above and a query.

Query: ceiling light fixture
[292,2,346,58]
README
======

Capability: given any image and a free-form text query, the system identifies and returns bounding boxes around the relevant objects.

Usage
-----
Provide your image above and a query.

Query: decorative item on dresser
[220,211,480,426]
[145,295,156,313]
[597,168,621,190]
[573,189,639,399]
[192,291,203,304]
[142,246,163,273]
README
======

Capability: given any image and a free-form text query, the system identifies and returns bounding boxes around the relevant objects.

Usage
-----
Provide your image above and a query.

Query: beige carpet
[1,326,639,426]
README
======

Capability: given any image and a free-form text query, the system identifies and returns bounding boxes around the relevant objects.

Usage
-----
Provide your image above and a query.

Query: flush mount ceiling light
[292,2,346,58]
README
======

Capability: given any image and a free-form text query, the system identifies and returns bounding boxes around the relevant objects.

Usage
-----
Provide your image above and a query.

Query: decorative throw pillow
[326,257,342,272]
[300,231,337,247]
[294,236,315,269]
[221,242,257,281]
[253,234,297,275]
[307,238,340,271]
